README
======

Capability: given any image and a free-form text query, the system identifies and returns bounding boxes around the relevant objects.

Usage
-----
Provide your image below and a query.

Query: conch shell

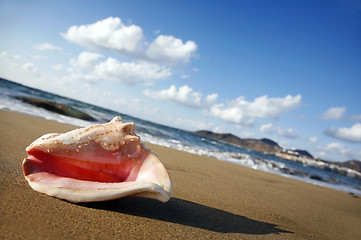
[22,117,172,203]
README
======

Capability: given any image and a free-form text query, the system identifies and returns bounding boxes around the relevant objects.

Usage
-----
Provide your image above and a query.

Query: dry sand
[0,110,360,239]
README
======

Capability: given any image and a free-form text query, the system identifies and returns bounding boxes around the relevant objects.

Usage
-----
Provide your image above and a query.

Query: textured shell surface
[23,117,172,203]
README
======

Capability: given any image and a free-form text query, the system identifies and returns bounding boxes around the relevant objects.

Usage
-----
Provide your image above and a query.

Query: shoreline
[3,108,360,196]
[1,110,360,239]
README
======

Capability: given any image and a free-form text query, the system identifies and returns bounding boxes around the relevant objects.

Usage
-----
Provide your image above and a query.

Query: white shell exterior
[23,117,172,203]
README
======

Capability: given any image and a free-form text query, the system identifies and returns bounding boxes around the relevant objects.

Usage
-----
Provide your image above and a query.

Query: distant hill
[260,138,280,148]
[293,149,314,159]
[194,130,282,154]
[334,160,361,173]
[194,130,361,174]
[194,130,316,160]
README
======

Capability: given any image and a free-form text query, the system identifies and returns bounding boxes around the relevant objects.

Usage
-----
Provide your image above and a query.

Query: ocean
[1,78,360,195]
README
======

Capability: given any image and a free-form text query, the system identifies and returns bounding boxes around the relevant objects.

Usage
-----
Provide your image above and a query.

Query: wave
[1,78,360,195]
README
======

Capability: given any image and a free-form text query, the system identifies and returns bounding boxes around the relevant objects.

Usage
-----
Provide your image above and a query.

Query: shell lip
[23,150,173,203]
[23,167,172,203]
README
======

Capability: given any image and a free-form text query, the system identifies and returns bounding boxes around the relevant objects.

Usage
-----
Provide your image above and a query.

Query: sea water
[1,78,360,195]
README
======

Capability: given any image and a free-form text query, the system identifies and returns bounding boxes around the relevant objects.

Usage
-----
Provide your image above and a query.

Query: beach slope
[1,110,360,239]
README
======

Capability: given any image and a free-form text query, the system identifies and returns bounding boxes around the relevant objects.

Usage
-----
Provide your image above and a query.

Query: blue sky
[1,0,360,161]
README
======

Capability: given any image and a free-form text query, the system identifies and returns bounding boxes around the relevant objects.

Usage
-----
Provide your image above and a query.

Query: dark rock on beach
[14,96,96,122]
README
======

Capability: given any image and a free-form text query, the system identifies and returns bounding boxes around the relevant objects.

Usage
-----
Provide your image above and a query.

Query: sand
[0,110,360,239]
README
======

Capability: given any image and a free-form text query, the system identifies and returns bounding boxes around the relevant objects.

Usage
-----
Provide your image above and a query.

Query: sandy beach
[0,110,360,239]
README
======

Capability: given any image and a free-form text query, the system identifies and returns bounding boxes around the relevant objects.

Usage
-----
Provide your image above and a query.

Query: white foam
[3,94,360,196]
[139,132,361,195]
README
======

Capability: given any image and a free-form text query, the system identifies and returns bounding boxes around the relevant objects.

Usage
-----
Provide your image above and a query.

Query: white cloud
[309,137,318,143]
[52,64,64,71]
[61,51,171,85]
[143,85,218,108]
[0,52,147,110]
[316,142,361,161]
[260,123,275,134]
[147,35,198,64]
[259,123,298,139]
[62,72,99,83]
[31,55,48,60]
[69,51,103,69]
[0,53,60,92]
[322,107,346,120]
[172,117,216,131]
[37,77,159,121]
[0,51,21,60]
[94,57,171,85]
[34,42,61,51]
[62,17,198,65]
[349,114,361,121]
[277,128,299,139]
[62,17,143,54]
[182,74,190,79]
[22,62,39,75]
[208,94,301,125]
[325,123,361,143]
[62,52,104,83]
[239,131,256,138]
[320,143,347,155]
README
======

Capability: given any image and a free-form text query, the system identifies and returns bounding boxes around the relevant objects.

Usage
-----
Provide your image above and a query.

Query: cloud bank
[94,57,171,85]
[34,42,61,51]
[69,51,103,69]
[325,123,361,143]
[143,83,302,133]
[259,123,299,139]
[208,94,301,125]
[316,142,361,161]
[60,17,198,86]
[146,35,197,64]
[143,85,218,108]
[62,17,197,64]
[63,51,171,85]
[62,17,143,54]
[322,107,346,120]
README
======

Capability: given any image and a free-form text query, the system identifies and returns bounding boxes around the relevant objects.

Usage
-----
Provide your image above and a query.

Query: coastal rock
[14,96,96,121]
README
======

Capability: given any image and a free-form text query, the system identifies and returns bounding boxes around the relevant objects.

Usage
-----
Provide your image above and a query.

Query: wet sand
[1,110,360,239]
